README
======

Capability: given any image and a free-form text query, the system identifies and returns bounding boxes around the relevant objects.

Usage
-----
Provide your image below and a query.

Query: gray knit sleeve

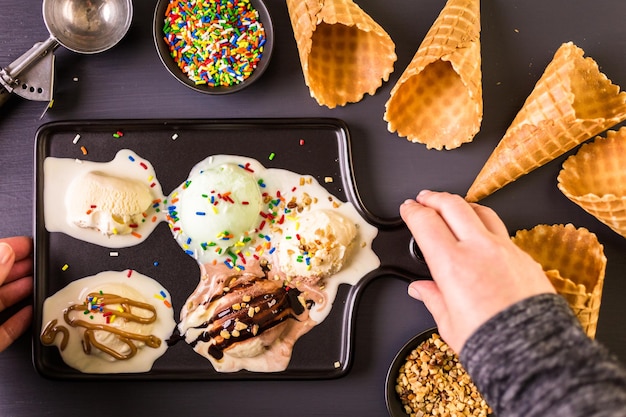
[460,293,626,417]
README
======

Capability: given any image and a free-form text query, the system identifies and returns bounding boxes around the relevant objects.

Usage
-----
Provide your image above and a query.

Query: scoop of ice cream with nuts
[275,209,357,281]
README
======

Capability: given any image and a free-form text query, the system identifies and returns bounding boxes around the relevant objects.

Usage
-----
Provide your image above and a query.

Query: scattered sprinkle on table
[72,134,81,144]
[61,264,69,271]
[163,0,266,87]
[268,152,275,161]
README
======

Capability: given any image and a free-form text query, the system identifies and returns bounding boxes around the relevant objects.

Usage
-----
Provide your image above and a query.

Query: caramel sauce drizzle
[40,292,162,360]
[41,319,69,350]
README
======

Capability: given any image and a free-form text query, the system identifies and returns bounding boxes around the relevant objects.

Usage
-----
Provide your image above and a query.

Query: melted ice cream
[170,155,380,372]
[179,261,316,372]
[276,209,358,279]
[44,150,165,248]
[168,161,264,263]
[42,150,380,374]
[40,270,176,373]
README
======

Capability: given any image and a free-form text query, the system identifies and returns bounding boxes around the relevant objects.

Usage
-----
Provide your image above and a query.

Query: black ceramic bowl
[385,327,439,417]
[153,0,274,95]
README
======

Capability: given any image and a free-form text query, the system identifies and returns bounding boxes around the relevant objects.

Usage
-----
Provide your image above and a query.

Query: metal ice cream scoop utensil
[0,0,133,108]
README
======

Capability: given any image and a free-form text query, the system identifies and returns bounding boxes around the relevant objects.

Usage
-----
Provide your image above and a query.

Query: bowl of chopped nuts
[385,328,492,417]
[153,0,274,94]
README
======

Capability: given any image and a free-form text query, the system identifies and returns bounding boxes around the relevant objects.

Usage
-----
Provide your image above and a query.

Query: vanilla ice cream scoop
[169,162,263,262]
[66,171,154,236]
[276,209,357,279]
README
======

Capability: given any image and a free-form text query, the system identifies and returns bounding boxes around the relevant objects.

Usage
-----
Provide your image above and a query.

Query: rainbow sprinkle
[154,289,172,308]
[166,165,331,271]
[163,0,266,87]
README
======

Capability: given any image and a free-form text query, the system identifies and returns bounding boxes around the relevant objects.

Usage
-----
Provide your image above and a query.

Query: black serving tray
[33,119,430,380]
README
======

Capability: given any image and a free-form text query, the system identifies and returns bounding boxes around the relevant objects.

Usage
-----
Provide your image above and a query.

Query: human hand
[400,191,555,353]
[0,236,34,352]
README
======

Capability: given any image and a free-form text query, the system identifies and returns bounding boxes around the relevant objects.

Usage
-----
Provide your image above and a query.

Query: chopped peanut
[395,333,492,417]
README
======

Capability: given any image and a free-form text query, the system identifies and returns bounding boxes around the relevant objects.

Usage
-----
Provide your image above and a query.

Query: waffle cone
[466,42,626,202]
[383,0,482,150]
[511,224,606,338]
[285,0,396,108]
[558,128,626,238]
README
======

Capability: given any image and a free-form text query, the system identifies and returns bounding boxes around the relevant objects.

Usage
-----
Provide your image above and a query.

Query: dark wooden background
[1,0,625,415]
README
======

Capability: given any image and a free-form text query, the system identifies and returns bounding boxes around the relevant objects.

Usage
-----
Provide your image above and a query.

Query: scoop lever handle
[0,38,58,109]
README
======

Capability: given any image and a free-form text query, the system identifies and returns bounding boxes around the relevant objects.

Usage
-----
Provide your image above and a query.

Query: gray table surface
[1,0,625,415]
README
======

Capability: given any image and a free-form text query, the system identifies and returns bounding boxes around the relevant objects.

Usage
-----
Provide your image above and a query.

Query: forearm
[461,293,626,417]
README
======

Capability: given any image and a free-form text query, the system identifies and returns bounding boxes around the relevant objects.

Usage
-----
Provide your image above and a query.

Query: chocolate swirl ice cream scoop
[195,281,306,360]
[178,259,317,369]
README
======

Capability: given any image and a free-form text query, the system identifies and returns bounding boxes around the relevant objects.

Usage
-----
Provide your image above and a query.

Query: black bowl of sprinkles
[153,0,274,94]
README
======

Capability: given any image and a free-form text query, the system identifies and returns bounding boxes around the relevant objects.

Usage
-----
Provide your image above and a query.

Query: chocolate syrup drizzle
[186,270,311,360]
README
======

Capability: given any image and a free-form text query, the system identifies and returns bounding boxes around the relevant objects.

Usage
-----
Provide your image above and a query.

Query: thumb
[0,243,16,286]
[408,280,449,326]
